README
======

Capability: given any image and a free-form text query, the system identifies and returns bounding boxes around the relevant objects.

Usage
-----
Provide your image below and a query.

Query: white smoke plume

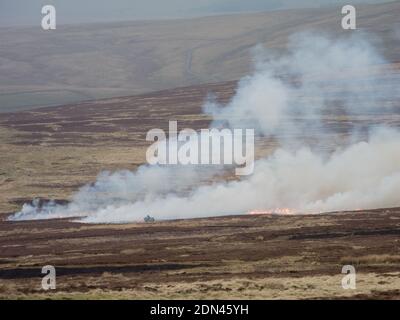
[9,32,400,223]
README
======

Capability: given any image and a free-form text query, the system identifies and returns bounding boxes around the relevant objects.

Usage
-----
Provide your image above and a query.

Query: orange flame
[247,208,296,215]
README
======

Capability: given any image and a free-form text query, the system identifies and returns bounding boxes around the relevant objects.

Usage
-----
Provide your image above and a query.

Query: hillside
[1,2,400,112]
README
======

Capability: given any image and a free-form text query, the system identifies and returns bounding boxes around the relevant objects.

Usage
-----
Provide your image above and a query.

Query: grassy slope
[0,2,400,112]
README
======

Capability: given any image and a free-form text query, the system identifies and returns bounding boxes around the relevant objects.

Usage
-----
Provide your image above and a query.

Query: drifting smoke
[9,32,400,223]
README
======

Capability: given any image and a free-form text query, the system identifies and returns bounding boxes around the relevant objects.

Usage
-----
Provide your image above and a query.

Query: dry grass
[2,272,400,300]
[341,254,400,266]
[1,209,400,299]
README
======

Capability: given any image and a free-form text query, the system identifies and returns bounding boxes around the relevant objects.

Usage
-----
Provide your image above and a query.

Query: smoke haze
[0,0,394,27]
[9,32,400,223]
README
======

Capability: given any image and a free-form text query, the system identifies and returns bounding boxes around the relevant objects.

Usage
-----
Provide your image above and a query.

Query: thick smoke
[9,32,400,223]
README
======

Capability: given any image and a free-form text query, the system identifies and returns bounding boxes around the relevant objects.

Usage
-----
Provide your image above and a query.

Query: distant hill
[0,1,399,112]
